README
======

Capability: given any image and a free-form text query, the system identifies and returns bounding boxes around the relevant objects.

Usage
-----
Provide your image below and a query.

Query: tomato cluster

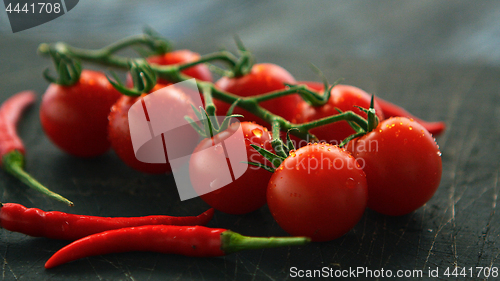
[39,45,443,243]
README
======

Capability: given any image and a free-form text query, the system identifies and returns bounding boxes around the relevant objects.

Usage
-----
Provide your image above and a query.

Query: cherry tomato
[214,63,302,125]
[190,122,273,214]
[108,84,199,174]
[268,144,367,241]
[40,70,122,157]
[147,49,213,83]
[347,117,442,216]
[300,82,384,145]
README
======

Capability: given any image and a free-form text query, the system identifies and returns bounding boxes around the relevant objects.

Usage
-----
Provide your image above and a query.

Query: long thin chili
[376,97,445,136]
[0,203,214,240]
[44,225,310,268]
[0,91,73,205]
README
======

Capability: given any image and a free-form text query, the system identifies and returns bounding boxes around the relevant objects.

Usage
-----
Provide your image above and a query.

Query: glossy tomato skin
[214,63,303,125]
[268,144,367,241]
[40,70,122,157]
[190,122,273,215]
[147,49,213,83]
[347,117,442,216]
[108,84,198,174]
[299,82,384,145]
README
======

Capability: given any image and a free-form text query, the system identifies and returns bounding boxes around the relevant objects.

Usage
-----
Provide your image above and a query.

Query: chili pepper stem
[2,151,73,206]
[221,230,310,254]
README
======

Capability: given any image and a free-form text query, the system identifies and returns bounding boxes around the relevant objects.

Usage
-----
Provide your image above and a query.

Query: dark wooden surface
[1,1,500,280]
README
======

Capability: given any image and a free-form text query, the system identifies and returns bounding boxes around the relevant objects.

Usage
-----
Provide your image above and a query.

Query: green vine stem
[38,38,371,142]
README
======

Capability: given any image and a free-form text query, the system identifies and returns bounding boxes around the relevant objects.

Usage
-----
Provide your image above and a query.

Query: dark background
[1,1,500,280]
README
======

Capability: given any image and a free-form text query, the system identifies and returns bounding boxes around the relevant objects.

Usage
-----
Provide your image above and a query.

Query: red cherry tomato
[214,63,302,125]
[268,144,367,241]
[190,122,273,214]
[299,82,384,145]
[147,49,213,83]
[108,84,199,174]
[40,70,122,157]
[347,117,442,216]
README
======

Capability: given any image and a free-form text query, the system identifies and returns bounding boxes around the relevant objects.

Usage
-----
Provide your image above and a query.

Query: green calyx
[231,36,255,78]
[339,95,379,147]
[132,26,172,57]
[220,230,310,254]
[108,59,157,96]
[186,99,243,139]
[43,48,82,86]
[247,123,298,173]
[2,150,73,206]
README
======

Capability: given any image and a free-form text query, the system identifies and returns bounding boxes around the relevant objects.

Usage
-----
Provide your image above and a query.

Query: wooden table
[1,1,499,280]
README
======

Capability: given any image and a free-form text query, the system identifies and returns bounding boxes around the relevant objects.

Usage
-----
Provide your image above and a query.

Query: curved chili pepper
[44,225,310,268]
[0,91,73,205]
[375,97,445,136]
[0,203,214,240]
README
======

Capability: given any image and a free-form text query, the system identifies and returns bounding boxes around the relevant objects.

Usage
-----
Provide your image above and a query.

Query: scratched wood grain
[1,1,500,280]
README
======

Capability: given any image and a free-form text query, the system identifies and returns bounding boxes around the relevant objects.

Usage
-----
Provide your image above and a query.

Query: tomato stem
[2,151,73,206]
[271,119,288,158]
[178,51,238,71]
[38,36,373,142]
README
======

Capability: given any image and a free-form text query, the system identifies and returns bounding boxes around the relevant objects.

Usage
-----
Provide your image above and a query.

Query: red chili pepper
[44,225,310,269]
[0,91,73,205]
[0,203,214,240]
[375,97,446,136]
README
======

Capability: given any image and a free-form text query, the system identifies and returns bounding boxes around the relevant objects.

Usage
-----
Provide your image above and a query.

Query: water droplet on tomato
[409,126,413,130]
[395,130,400,137]
[410,118,414,122]
[252,128,263,137]
[379,129,382,133]
[437,151,442,156]
[346,178,355,188]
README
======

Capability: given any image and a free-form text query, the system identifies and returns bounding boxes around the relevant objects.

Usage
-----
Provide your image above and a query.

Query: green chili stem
[221,230,310,254]
[2,151,73,206]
